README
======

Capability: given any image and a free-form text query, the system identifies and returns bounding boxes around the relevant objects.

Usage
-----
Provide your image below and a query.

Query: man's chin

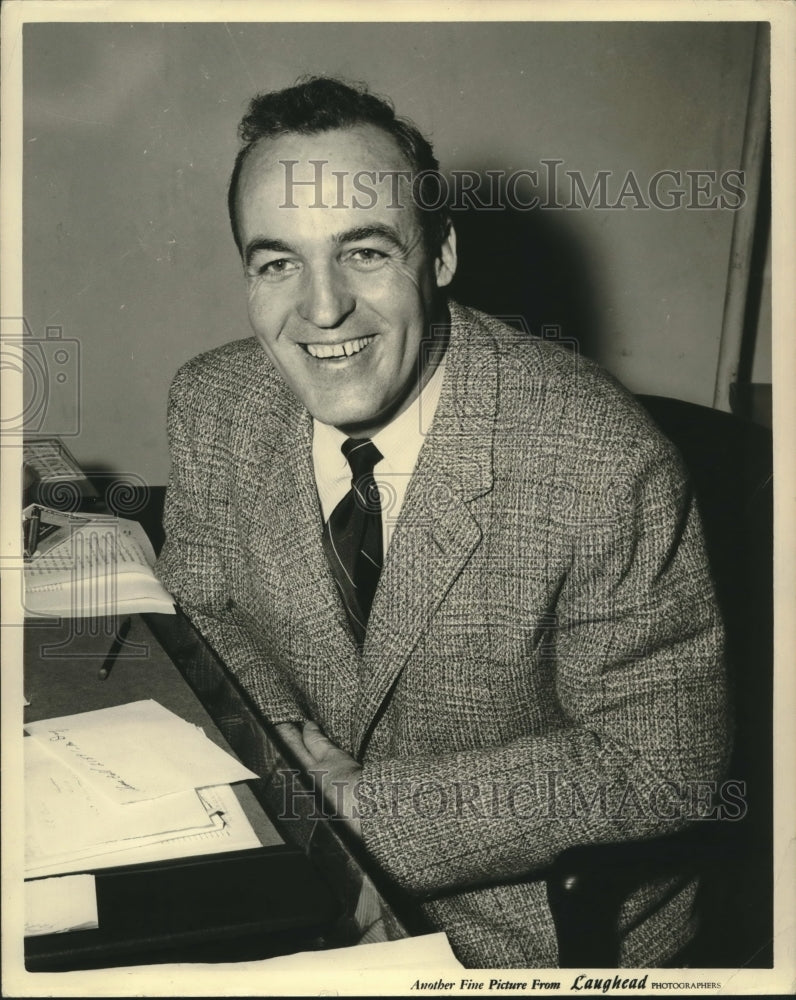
[313,408,385,436]
[309,377,425,436]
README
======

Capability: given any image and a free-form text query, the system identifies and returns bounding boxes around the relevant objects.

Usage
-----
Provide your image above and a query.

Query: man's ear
[434,220,457,288]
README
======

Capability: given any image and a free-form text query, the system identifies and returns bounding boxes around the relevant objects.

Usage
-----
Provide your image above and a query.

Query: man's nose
[296,266,355,328]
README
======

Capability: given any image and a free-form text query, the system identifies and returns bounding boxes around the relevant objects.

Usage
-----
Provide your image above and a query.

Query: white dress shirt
[312,355,447,554]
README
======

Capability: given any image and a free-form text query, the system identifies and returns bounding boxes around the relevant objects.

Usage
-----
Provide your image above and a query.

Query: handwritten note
[24,738,213,867]
[25,700,258,804]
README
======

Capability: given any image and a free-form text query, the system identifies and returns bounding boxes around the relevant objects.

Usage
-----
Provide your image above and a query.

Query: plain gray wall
[23,21,764,486]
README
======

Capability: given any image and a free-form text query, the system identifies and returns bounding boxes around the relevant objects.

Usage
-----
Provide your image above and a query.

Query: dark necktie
[321,437,384,646]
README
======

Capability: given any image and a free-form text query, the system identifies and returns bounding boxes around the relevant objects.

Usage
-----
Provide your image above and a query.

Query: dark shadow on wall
[447,191,605,360]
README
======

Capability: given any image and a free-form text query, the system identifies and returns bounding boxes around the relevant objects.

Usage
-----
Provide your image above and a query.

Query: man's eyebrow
[244,224,407,267]
[335,225,406,251]
[244,237,295,267]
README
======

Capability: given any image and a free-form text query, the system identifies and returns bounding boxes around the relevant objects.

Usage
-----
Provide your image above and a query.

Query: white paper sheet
[26,784,261,877]
[25,738,214,867]
[25,874,98,936]
[25,700,258,804]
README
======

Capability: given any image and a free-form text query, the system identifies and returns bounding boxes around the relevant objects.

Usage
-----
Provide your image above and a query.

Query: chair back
[637,394,773,966]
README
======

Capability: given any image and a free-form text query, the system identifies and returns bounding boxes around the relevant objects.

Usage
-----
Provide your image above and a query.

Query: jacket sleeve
[357,430,730,897]
[154,365,304,725]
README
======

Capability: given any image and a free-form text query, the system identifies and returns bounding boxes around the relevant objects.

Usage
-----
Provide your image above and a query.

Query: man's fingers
[301,724,361,777]
[274,721,304,750]
[273,721,316,770]
[301,720,333,761]
[275,720,332,769]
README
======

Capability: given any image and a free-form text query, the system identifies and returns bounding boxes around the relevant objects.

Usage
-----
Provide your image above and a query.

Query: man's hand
[273,720,363,836]
[301,721,363,837]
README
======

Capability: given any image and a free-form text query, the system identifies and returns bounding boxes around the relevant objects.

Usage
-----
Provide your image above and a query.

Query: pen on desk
[26,506,41,559]
[98,616,132,680]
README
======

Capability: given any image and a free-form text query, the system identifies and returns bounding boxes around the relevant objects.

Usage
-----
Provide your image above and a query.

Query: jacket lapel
[242,379,361,739]
[352,307,499,757]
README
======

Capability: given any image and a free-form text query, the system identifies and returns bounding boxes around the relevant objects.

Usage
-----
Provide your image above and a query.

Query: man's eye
[252,258,300,279]
[346,248,388,268]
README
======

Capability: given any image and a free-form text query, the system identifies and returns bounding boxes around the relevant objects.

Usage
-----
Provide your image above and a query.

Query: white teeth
[305,336,374,360]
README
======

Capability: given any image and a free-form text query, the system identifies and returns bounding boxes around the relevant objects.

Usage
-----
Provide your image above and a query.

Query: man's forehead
[246,123,411,174]
[238,125,416,216]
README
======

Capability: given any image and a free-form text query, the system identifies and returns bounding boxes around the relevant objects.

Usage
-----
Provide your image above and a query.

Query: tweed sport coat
[155,300,729,968]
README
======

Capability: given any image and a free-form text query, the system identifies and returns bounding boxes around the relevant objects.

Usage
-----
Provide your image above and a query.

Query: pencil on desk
[23,516,32,558]
[24,506,42,559]
[28,506,41,557]
[98,616,132,680]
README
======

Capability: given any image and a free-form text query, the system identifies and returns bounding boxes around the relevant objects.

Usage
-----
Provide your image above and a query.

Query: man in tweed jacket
[156,79,728,968]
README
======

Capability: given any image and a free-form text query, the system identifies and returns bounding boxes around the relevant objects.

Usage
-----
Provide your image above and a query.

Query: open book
[23,507,175,618]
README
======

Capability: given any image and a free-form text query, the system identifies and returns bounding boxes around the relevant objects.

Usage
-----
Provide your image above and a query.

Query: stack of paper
[24,700,262,877]
[23,509,175,618]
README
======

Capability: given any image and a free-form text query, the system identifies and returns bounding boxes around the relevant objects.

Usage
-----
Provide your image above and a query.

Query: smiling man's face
[236,125,456,436]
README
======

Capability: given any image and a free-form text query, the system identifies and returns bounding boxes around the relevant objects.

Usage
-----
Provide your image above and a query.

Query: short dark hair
[227,76,448,257]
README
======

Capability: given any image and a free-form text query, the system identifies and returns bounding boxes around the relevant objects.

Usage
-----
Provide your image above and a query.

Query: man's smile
[300,335,376,361]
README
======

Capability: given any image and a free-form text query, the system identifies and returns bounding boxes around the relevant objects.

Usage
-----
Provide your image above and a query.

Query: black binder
[25,846,341,971]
